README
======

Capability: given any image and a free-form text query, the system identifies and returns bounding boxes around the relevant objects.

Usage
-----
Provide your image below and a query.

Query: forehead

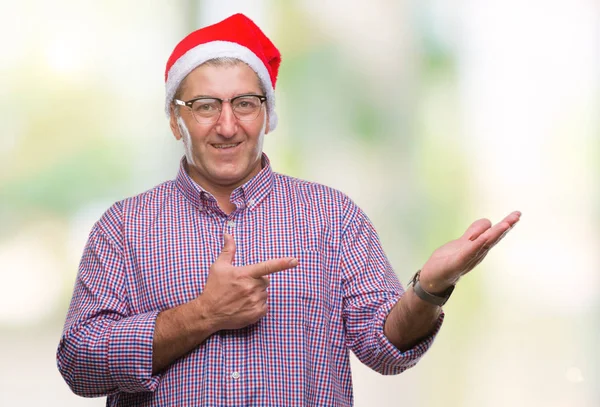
[180,62,262,98]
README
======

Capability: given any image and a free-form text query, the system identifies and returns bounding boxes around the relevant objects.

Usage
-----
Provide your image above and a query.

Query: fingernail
[289,258,298,267]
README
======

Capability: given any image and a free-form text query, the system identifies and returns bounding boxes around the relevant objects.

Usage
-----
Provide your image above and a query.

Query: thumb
[217,234,236,265]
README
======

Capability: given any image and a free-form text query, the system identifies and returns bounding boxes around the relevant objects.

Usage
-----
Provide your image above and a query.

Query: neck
[184,160,262,215]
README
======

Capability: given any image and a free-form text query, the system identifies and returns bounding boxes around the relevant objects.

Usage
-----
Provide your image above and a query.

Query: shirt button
[248,199,255,206]
[226,220,236,227]
[231,371,240,379]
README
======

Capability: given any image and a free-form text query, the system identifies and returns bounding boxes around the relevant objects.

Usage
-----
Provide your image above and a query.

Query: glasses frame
[174,94,267,124]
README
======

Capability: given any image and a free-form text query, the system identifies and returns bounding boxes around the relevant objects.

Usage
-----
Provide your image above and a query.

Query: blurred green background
[0,0,598,405]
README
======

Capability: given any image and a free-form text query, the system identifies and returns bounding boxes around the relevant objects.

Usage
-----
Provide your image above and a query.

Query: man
[57,13,520,406]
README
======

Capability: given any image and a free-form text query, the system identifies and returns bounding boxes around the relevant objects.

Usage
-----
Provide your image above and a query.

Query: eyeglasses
[174,94,267,124]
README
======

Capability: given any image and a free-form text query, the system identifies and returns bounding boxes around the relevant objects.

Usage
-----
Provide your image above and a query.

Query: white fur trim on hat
[165,40,277,131]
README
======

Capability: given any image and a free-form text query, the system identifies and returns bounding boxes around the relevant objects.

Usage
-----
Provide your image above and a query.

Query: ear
[169,105,182,141]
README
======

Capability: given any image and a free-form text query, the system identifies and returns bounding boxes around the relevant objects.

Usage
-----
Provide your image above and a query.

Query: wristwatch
[409,269,455,307]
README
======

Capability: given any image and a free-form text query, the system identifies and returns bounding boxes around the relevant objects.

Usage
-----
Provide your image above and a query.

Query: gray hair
[173,57,266,104]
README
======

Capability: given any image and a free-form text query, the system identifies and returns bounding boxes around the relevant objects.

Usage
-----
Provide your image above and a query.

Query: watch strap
[410,270,455,307]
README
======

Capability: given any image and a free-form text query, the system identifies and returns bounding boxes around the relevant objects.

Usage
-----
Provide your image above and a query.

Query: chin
[212,170,248,185]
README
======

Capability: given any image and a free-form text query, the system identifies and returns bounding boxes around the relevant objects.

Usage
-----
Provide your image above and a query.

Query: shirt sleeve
[56,203,161,396]
[340,197,444,375]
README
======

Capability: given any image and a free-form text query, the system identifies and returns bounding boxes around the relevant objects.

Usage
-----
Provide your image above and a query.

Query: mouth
[211,142,242,150]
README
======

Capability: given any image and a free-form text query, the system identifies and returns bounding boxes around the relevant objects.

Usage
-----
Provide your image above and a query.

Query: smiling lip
[211,142,242,150]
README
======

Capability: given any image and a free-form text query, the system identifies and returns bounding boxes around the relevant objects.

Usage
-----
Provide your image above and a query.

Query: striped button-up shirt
[57,155,442,406]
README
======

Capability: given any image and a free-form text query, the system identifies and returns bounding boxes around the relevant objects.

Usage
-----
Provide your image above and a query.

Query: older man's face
[170,62,268,193]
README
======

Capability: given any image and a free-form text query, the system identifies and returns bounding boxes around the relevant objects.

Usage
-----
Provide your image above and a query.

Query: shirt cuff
[108,310,162,393]
[375,296,445,375]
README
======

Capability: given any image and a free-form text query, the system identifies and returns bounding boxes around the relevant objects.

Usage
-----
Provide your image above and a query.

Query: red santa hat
[164,13,281,130]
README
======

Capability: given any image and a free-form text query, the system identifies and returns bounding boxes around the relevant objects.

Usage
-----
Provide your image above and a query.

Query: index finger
[474,210,521,250]
[494,210,521,229]
[246,257,298,279]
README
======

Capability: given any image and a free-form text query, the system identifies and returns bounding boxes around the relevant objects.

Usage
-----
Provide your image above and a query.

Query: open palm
[419,211,521,292]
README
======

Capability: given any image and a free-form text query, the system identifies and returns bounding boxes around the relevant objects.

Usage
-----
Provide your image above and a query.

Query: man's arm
[383,288,442,351]
[383,211,521,350]
[59,211,297,393]
[151,234,298,373]
[152,299,215,374]
[57,209,161,396]
[339,197,440,375]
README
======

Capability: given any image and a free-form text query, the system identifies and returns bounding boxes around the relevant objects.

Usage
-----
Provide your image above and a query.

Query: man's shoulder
[271,173,366,221]
[119,180,176,209]
[272,173,368,223]
[100,180,176,223]
[273,173,350,204]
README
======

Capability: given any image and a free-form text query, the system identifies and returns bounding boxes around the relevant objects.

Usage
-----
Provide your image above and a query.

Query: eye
[192,99,220,115]
[233,96,260,111]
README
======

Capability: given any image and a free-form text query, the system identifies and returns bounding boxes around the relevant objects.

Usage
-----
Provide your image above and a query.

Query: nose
[214,102,238,138]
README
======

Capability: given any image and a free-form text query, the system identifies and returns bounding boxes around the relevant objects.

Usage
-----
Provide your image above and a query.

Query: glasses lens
[232,96,262,121]
[191,99,221,123]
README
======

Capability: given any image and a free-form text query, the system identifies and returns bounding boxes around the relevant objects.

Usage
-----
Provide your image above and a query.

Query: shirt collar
[174,153,274,212]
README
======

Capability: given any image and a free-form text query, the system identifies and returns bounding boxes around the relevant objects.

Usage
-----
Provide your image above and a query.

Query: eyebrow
[187,92,264,100]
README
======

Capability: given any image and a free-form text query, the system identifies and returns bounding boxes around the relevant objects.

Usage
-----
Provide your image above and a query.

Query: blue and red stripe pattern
[57,155,443,406]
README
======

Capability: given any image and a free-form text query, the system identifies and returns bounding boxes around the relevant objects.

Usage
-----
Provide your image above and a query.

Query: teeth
[213,143,239,149]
